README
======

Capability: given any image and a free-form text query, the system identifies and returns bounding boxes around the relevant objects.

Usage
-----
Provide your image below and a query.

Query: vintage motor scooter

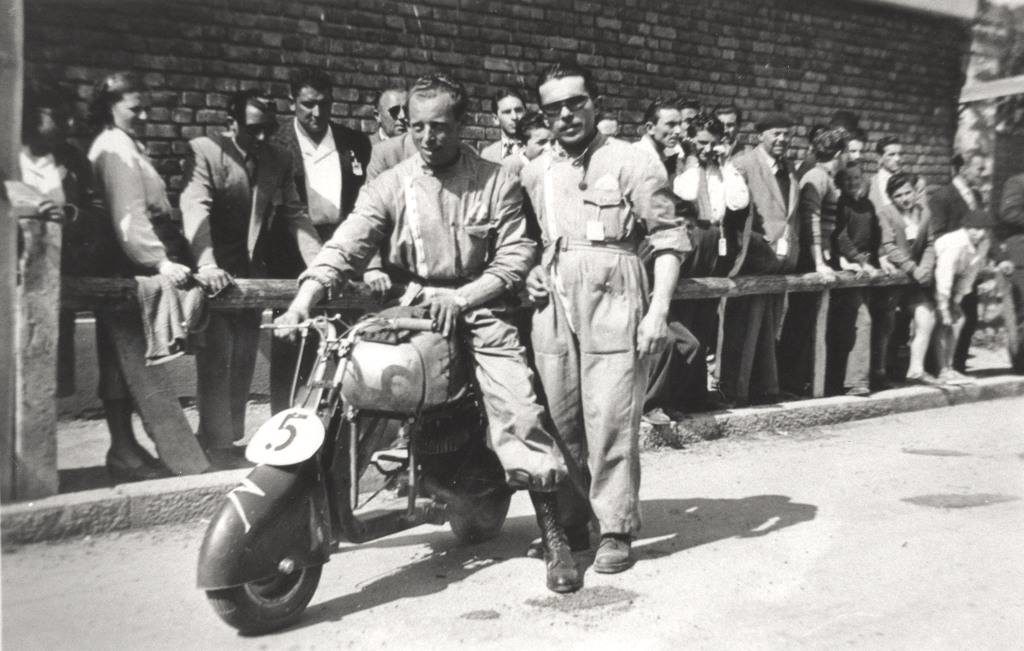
[196,306,513,635]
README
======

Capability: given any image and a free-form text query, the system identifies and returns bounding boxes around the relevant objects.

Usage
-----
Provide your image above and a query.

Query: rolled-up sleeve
[298,181,390,292]
[484,167,536,289]
[630,152,689,254]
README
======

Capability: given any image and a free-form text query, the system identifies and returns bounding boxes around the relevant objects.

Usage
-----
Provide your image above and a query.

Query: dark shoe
[529,491,582,593]
[525,522,591,559]
[845,386,871,397]
[870,374,892,391]
[106,450,172,483]
[593,534,633,574]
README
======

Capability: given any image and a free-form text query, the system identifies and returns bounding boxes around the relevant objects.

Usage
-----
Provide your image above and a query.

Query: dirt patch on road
[902,493,1019,509]
[460,609,501,620]
[901,448,971,457]
[525,585,638,613]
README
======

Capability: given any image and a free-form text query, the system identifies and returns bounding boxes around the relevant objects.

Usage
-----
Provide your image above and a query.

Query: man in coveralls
[275,74,582,594]
[523,62,689,573]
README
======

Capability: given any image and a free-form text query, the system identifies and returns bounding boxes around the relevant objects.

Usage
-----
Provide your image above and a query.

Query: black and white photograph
[1,0,1023,647]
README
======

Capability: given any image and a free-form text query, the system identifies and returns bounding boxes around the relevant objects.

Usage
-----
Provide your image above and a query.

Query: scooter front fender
[196,462,332,590]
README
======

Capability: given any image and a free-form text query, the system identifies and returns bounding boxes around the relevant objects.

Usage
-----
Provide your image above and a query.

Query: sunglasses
[540,95,590,119]
[386,105,407,120]
[243,121,279,138]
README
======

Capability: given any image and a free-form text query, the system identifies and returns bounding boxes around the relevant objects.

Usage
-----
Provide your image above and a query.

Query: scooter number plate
[245,408,325,465]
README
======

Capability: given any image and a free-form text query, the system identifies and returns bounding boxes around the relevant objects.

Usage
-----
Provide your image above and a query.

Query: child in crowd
[877,172,938,385]
[932,211,993,384]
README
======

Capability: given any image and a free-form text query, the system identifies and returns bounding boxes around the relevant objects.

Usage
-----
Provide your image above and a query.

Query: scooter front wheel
[206,564,323,635]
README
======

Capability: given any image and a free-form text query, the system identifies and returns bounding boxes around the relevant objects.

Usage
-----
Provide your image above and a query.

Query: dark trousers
[196,310,262,449]
[953,288,979,371]
[1008,270,1024,371]
[778,292,817,396]
[644,317,704,412]
[826,288,897,393]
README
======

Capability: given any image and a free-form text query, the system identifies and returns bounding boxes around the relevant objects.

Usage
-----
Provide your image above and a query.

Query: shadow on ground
[290,494,816,632]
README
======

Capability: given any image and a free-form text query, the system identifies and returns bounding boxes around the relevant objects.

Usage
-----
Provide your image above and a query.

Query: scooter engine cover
[245,408,325,465]
[340,310,470,415]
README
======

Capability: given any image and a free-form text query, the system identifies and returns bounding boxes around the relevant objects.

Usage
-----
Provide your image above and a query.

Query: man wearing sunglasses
[276,74,581,594]
[370,87,409,144]
[522,62,688,575]
[180,90,321,466]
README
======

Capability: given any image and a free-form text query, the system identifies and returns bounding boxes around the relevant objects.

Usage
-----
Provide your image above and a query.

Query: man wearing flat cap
[722,111,800,404]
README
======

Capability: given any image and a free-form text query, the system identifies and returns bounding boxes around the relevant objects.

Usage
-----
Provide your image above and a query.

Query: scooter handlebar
[386,317,436,332]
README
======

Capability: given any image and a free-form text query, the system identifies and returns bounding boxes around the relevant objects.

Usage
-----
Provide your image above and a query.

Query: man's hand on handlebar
[272,308,308,340]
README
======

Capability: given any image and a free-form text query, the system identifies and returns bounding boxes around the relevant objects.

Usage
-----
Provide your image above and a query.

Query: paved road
[5,397,1024,649]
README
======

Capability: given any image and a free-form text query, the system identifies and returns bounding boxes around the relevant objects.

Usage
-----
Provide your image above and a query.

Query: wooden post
[0,0,24,502]
[810,289,831,398]
[14,214,62,498]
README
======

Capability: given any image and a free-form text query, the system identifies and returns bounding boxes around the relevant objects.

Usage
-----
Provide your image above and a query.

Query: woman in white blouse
[87,72,200,482]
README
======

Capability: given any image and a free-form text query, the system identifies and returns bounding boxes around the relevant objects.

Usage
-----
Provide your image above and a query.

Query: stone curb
[4,374,1023,545]
[1,469,248,546]
[640,374,1024,448]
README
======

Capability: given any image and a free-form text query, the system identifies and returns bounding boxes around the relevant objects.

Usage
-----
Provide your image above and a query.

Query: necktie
[972,188,983,208]
[502,141,514,159]
[244,155,257,187]
[775,159,791,211]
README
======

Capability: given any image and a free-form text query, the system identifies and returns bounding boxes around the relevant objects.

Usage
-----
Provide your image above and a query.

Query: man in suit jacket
[479,89,526,163]
[267,68,373,413]
[724,112,800,404]
[369,87,408,145]
[997,172,1024,370]
[181,90,320,460]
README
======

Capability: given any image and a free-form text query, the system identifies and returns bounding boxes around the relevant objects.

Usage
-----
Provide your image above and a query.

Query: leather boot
[529,491,582,594]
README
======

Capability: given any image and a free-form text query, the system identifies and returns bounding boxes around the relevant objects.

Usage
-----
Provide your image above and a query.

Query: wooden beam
[0,0,23,503]
[61,272,916,312]
[960,74,1024,105]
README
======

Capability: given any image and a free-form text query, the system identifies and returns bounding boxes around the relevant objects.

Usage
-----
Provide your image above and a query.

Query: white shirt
[952,175,979,210]
[88,127,172,268]
[673,163,749,223]
[19,148,66,204]
[873,167,894,206]
[294,120,342,226]
[934,227,989,307]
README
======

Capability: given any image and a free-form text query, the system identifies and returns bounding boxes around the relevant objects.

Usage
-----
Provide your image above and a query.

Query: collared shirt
[88,127,172,268]
[633,135,678,183]
[934,227,989,306]
[673,163,749,223]
[294,120,342,226]
[873,167,894,207]
[499,134,522,159]
[301,150,533,291]
[20,148,66,204]
[522,133,688,257]
[952,175,980,211]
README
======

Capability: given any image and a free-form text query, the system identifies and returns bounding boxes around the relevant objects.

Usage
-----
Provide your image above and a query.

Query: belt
[549,238,639,255]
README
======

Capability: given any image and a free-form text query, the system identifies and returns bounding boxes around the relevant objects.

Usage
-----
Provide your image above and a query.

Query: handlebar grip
[387,317,436,332]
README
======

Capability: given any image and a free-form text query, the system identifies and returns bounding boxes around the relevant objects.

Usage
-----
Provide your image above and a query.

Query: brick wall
[25,0,970,198]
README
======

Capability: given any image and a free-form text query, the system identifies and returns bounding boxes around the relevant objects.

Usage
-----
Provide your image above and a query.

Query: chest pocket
[455,222,495,277]
[582,189,632,242]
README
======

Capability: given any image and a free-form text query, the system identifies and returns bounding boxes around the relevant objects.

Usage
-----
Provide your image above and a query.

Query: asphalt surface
[5,396,1024,649]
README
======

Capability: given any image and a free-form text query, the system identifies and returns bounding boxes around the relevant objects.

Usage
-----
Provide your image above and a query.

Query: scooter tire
[448,489,512,545]
[206,564,322,635]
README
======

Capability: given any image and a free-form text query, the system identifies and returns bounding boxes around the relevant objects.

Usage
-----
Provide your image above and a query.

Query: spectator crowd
[16,64,1022,483]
